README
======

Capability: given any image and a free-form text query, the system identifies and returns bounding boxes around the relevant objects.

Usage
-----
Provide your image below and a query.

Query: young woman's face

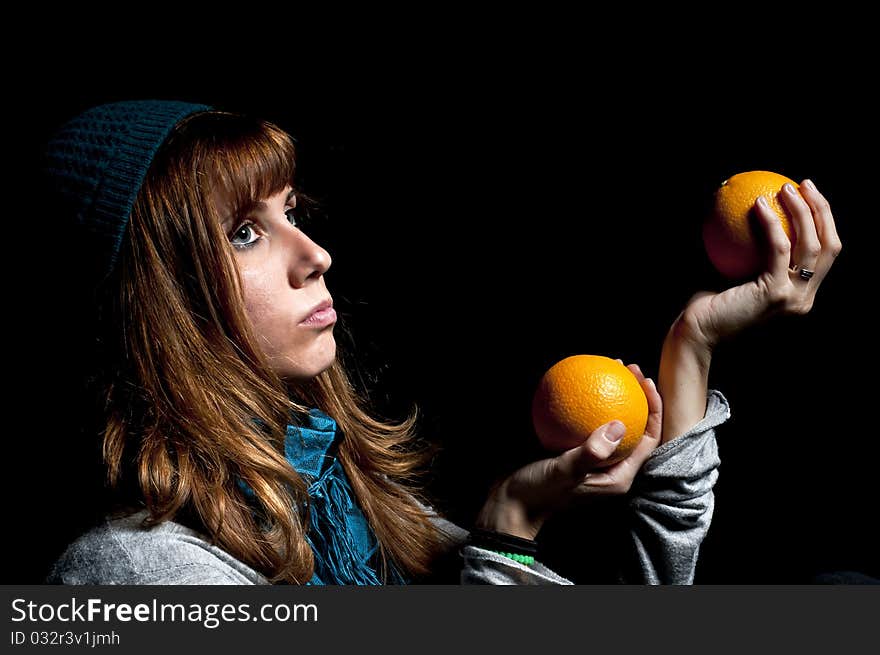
[220,185,336,382]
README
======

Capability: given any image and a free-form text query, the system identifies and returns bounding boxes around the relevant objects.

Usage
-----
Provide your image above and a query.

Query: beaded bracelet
[467,528,539,567]
[491,550,536,566]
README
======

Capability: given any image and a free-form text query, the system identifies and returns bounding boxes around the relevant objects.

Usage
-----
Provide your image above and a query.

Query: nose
[285,227,332,287]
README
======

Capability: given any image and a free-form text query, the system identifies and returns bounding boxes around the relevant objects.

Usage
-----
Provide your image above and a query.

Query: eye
[230,221,260,250]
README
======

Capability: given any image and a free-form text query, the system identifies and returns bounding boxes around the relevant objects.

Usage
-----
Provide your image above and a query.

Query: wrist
[468,527,538,561]
[668,311,715,362]
[474,480,542,541]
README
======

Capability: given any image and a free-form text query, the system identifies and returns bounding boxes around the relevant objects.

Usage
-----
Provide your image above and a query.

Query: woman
[42,100,841,585]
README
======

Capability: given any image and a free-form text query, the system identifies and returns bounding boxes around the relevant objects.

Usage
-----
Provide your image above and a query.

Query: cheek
[240,269,282,336]
[239,266,303,357]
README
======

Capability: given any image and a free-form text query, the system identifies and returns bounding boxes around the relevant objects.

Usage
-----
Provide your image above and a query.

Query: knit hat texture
[42,99,213,290]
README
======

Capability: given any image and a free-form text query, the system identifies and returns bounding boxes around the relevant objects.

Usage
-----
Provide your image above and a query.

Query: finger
[779,182,821,281]
[800,179,843,277]
[611,377,662,475]
[554,421,625,481]
[584,429,661,493]
[576,467,622,493]
[754,195,793,279]
[625,364,661,441]
[642,377,662,442]
[577,380,663,494]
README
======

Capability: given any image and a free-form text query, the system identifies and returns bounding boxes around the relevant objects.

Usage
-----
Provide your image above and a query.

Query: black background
[8,45,877,585]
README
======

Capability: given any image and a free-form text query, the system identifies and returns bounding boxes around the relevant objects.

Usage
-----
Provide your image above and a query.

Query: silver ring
[790,264,814,280]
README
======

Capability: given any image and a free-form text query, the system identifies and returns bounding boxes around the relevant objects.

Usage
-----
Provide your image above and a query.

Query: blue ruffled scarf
[237,408,408,585]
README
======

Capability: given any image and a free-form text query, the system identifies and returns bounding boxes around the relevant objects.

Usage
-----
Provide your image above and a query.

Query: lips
[301,298,333,323]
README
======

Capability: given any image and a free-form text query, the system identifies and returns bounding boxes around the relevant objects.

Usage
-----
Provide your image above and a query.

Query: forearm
[658,315,714,444]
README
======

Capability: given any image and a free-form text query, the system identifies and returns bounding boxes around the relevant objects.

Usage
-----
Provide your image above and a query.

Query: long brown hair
[90,109,455,584]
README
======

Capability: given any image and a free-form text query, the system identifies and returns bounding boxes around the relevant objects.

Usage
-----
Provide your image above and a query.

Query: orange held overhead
[531,355,648,467]
[703,170,799,280]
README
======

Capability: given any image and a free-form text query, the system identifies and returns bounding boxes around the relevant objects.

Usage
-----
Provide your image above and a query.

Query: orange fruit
[531,355,648,466]
[703,170,799,280]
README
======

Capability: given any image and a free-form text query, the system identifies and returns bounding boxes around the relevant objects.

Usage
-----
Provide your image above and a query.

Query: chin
[280,338,337,382]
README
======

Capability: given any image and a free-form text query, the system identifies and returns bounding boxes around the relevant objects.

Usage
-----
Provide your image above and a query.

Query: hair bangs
[195,113,298,228]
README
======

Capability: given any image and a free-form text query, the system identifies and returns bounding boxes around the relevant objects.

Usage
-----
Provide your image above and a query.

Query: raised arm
[626,179,842,583]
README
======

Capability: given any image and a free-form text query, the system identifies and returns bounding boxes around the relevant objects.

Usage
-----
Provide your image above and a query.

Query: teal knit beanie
[42,99,213,290]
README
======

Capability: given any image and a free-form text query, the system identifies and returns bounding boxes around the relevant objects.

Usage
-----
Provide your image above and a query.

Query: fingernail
[757,195,768,207]
[646,378,655,388]
[804,179,816,191]
[784,183,798,195]
[615,358,623,364]
[605,421,625,443]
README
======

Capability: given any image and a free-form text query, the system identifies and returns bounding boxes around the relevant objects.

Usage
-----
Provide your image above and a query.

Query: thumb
[554,421,626,481]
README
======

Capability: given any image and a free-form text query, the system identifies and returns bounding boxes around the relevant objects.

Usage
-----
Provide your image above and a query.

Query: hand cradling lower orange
[531,355,648,467]
[703,170,800,280]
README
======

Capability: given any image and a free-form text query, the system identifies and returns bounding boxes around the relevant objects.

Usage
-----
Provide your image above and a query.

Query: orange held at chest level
[531,355,648,467]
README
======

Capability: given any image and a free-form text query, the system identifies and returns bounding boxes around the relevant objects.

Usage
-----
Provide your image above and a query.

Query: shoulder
[45,509,269,585]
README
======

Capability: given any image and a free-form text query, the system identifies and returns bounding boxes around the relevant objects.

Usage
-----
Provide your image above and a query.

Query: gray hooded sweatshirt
[46,390,729,585]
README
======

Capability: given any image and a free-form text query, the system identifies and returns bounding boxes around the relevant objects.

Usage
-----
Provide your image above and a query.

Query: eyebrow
[223,189,296,228]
